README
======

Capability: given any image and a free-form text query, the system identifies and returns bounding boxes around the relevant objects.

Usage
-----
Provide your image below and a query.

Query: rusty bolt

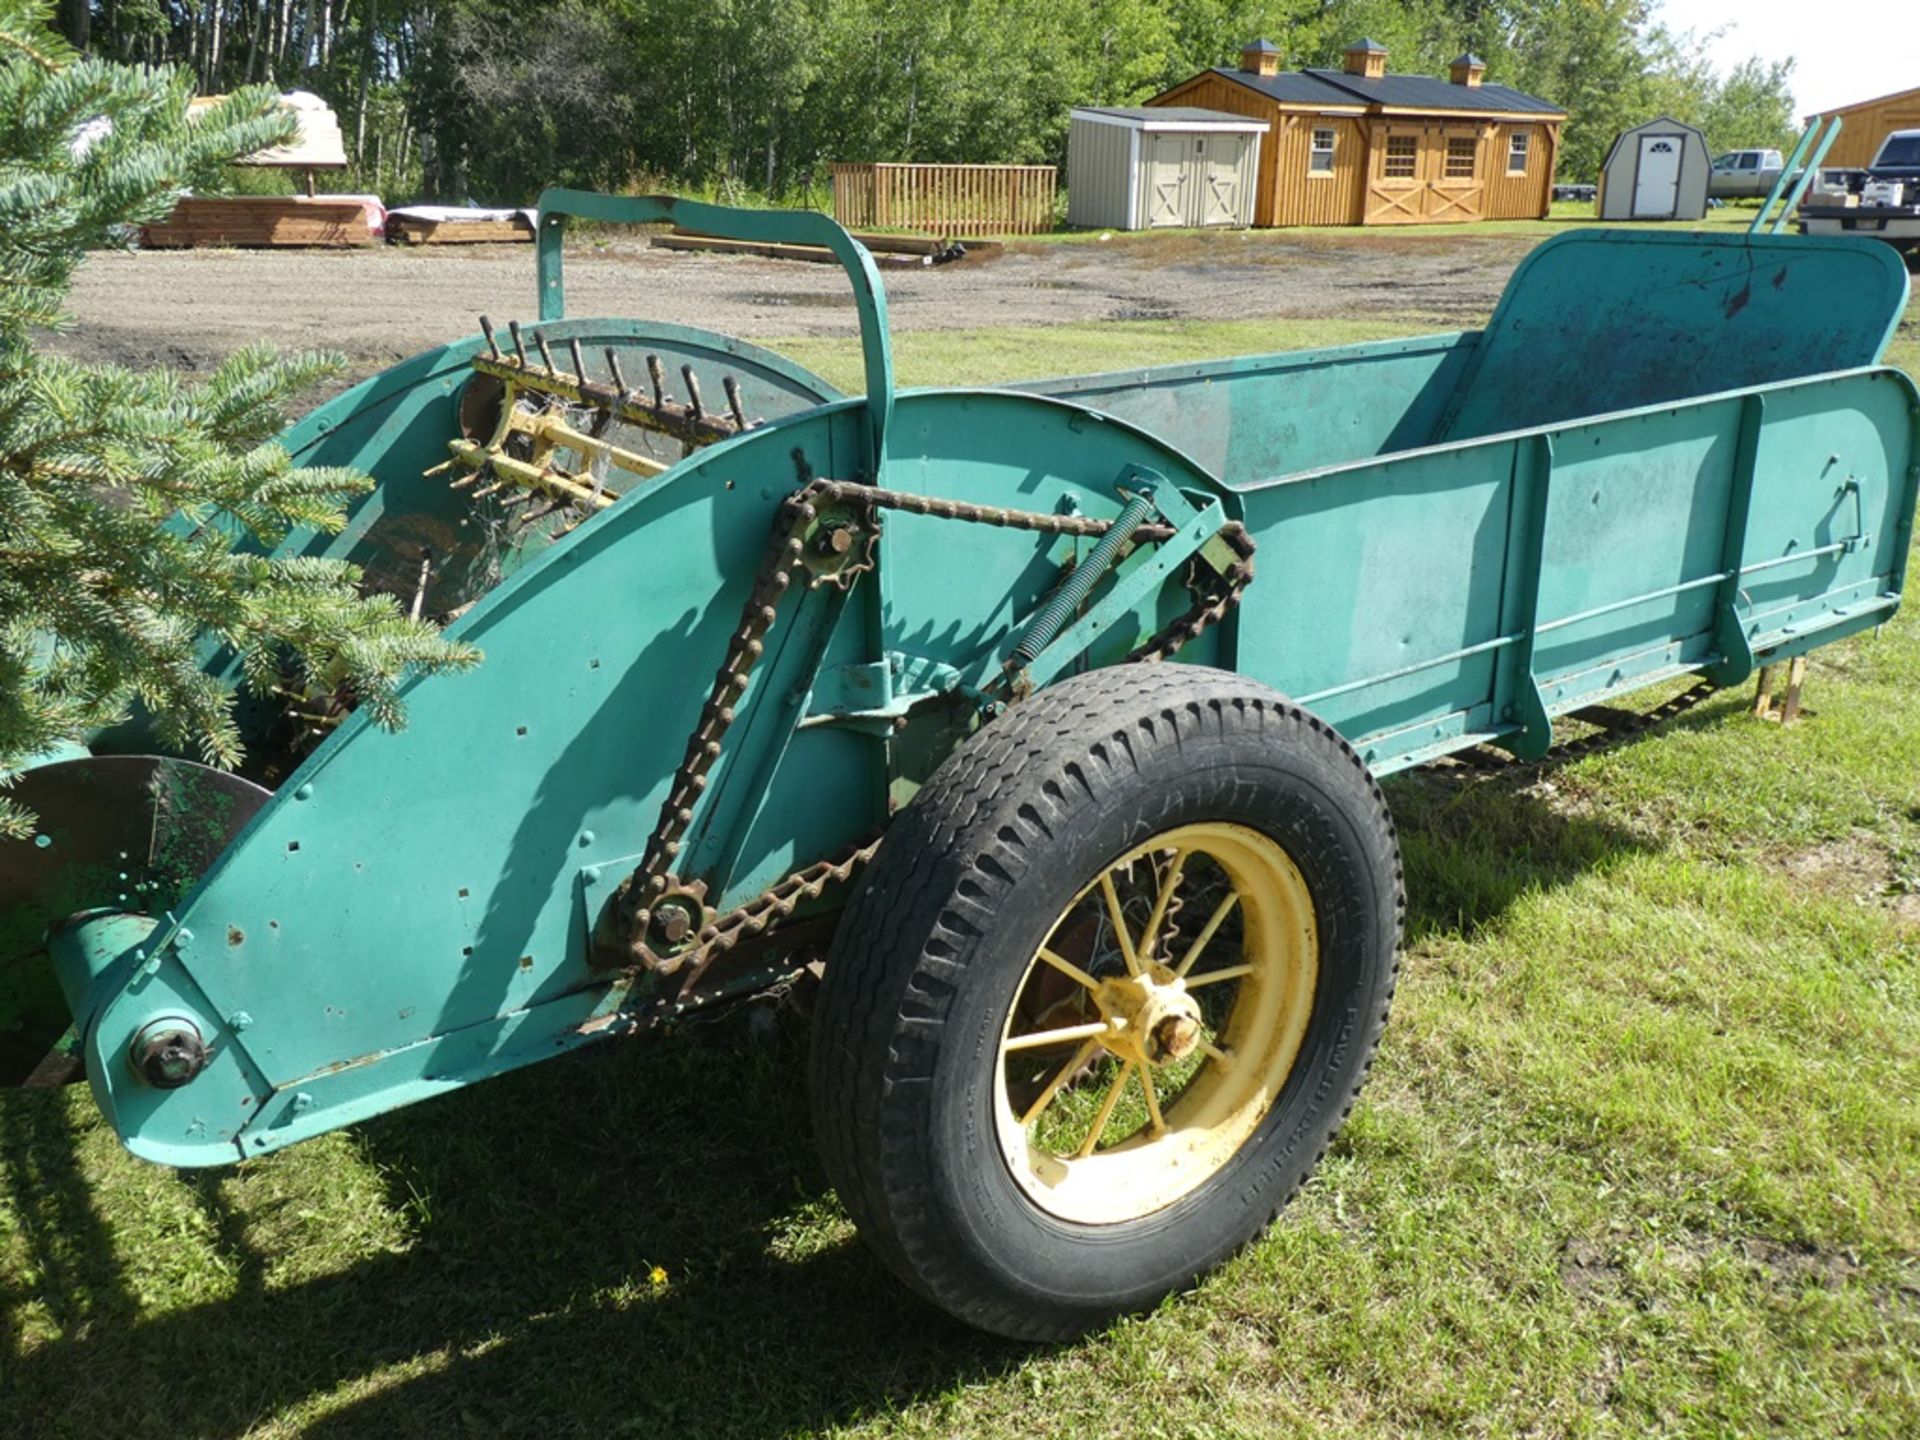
[131,1018,208,1090]
[815,525,855,557]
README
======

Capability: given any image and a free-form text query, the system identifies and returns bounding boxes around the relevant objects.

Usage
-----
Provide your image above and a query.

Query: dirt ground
[49,229,1538,386]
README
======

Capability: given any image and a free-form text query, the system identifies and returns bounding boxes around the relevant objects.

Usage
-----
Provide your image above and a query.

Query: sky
[1655,0,1917,116]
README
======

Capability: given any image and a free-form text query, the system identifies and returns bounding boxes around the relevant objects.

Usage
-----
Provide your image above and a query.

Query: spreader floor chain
[434,316,762,529]
[601,478,1256,981]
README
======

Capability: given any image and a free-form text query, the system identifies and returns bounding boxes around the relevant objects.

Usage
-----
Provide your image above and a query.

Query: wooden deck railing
[829,163,1057,236]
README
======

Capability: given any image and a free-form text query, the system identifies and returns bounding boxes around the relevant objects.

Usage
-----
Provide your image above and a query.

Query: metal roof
[1205,68,1369,108]
[1345,38,1388,53]
[1302,68,1565,114]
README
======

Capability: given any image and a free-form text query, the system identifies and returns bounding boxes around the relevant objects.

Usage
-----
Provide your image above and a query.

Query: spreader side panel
[1230,366,1919,773]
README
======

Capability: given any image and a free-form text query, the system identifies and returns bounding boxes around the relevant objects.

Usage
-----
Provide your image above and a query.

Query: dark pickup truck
[1800,130,1920,263]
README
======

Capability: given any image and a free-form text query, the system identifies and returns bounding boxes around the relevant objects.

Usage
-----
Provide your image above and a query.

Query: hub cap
[993,822,1320,1225]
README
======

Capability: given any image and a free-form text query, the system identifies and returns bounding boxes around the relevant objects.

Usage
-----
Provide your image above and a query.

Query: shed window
[1309,127,1336,174]
[1507,131,1530,173]
[1384,135,1418,179]
[1444,135,1477,179]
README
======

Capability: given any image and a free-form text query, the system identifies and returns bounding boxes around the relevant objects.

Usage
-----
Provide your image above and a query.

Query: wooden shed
[1067,107,1268,229]
[1151,40,1565,227]
[1596,117,1710,220]
[1806,85,1920,168]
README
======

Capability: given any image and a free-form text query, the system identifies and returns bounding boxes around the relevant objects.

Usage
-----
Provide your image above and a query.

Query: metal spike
[681,365,705,421]
[479,316,502,360]
[568,337,589,385]
[507,320,529,366]
[534,331,558,374]
[604,348,630,396]
[408,547,434,621]
[646,354,668,408]
[723,375,748,431]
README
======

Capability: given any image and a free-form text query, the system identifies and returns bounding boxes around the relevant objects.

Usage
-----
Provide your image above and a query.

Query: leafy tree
[1470,0,1660,182]
[37,1,1809,203]
[0,0,476,836]
[1698,55,1797,153]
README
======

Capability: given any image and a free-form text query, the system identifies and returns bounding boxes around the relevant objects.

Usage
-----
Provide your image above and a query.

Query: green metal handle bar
[1751,123,1821,234]
[1770,116,1842,235]
[1750,118,1840,235]
[532,188,894,475]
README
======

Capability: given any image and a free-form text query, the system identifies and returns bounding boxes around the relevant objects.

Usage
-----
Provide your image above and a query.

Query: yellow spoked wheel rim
[993,822,1320,1225]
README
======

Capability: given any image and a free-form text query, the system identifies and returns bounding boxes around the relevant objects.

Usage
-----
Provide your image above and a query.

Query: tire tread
[809,664,1403,1340]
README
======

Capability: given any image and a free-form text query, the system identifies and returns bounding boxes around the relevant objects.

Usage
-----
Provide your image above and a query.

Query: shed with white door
[1067,107,1268,230]
[1596,116,1710,221]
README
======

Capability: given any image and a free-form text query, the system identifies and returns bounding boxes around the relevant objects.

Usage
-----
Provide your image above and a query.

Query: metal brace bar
[1751,121,1824,235]
[1009,475,1224,695]
[1495,434,1556,760]
[1008,488,1159,667]
[1707,392,1766,687]
[1770,117,1842,235]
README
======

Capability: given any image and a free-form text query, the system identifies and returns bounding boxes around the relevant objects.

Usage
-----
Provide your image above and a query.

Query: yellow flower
[648,1265,669,1287]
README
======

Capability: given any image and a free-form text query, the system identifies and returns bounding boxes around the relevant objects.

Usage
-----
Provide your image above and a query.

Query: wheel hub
[1094,964,1205,1068]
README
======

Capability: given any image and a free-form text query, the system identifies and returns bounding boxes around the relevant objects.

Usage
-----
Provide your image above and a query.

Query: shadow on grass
[0,1024,1018,1439]
[0,704,1713,1438]
[1386,703,1715,943]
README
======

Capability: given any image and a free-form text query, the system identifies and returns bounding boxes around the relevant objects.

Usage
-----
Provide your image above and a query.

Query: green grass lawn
[2,277,1916,1439]
[782,262,1916,396]
[780,313,1452,393]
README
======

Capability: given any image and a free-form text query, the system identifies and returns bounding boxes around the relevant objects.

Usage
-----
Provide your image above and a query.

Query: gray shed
[1596,116,1711,221]
[1067,107,1268,230]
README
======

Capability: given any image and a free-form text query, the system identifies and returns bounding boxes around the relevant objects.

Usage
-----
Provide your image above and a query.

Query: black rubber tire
[808,664,1404,1340]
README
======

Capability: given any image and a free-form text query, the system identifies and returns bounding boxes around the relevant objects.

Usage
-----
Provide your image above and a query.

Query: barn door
[1200,137,1242,225]
[1146,134,1187,227]
[1427,126,1484,222]
[1365,124,1427,224]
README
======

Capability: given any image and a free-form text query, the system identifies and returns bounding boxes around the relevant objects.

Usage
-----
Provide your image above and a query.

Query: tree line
[48,1,1799,206]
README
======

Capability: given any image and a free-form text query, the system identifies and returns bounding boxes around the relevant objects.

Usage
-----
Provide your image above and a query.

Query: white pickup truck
[1799,130,1920,263]
[1708,148,1786,199]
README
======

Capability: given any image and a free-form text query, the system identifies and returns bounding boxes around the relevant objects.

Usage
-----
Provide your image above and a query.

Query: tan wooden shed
[1151,40,1564,227]
[1805,85,1920,168]
[1067,107,1268,230]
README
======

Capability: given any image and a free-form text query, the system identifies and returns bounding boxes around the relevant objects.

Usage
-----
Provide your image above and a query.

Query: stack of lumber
[192,90,349,170]
[386,206,536,246]
[650,227,999,268]
[141,194,383,249]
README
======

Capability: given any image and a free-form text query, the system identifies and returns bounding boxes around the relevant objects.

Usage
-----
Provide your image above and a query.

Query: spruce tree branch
[0,27,60,73]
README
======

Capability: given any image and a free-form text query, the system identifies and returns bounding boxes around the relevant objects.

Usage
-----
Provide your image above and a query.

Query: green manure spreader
[4,193,1915,1340]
